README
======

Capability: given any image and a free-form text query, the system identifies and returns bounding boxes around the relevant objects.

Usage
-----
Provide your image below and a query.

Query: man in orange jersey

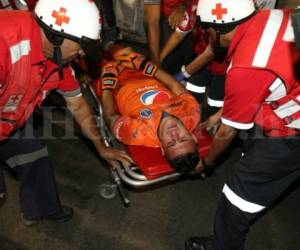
[99,51,201,174]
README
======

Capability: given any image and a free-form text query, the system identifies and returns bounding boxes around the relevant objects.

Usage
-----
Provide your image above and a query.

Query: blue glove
[174,71,185,82]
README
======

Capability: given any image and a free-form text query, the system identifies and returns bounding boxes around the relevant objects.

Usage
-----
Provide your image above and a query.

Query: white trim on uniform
[283,16,294,42]
[221,117,254,130]
[252,10,283,68]
[10,40,31,64]
[223,184,266,213]
[175,27,190,35]
[269,77,283,92]
[227,61,232,73]
[274,100,300,118]
[265,77,287,102]
[186,82,206,93]
[207,97,224,107]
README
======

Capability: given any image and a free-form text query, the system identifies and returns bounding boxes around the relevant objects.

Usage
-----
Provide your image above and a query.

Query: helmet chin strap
[212,30,229,62]
[44,28,65,79]
[53,43,64,79]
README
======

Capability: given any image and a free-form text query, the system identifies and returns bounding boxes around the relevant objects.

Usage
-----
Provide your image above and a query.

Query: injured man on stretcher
[97,48,203,174]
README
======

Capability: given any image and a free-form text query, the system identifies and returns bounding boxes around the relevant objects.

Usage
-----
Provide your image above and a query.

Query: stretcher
[81,82,212,206]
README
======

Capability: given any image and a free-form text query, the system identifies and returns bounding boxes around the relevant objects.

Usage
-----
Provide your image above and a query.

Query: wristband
[101,63,119,90]
[102,77,117,90]
[181,65,191,78]
[130,53,158,76]
[142,61,158,76]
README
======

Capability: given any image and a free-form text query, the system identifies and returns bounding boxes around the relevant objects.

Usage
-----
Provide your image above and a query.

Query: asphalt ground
[1,94,300,250]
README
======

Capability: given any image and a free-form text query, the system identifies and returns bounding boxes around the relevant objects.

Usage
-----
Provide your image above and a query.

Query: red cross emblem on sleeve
[211,3,227,20]
[52,7,70,26]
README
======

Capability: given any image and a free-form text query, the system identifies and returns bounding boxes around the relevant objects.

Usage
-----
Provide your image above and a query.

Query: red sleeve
[176,3,197,33]
[0,38,10,92]
[56,66,81,97]
[222,68,277,129]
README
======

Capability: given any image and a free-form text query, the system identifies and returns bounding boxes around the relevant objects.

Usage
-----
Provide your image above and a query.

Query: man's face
[158,116,197,159]
[60,39,85,63]
[43,38,84,63]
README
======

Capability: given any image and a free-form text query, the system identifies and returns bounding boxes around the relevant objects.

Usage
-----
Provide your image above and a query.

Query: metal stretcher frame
[81,83,182,206]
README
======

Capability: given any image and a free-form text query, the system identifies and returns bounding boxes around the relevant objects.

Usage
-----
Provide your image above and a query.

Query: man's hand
[120,52,158,76]
[174,71,186,82]
[119,52,146,70]
[174,65,191,82]
[168,5,185,29]
[100,147,134,167]
[191,159,204,175]
[200,110,222,135]
[191,158,214,178]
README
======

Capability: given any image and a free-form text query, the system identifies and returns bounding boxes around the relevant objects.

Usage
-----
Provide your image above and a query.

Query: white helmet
[197,0,256,33]
[34,0,102,75]
[34,0,101,41]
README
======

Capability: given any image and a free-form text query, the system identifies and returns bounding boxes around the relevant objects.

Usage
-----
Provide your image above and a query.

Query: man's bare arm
[65,95,133,165]
[144,4,161,64]
[195,123,237,173]
[160,31,186,62]
[154,68,187,95]
[101,89,120,130]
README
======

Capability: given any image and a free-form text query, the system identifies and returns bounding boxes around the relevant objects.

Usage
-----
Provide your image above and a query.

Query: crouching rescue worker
[185,0,300,249]
[0,0,133,226]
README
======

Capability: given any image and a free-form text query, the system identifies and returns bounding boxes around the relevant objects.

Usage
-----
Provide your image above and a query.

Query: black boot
[185,235,215,250]
[21,205,74,226]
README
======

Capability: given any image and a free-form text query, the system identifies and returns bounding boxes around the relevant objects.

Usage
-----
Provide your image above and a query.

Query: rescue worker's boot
[185,235,215,250]
[21,205,74,226]
[0,192,5,207]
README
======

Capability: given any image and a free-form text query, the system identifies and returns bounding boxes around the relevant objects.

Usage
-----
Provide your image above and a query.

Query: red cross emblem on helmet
[211,3,227,20]
[51,7,70,26]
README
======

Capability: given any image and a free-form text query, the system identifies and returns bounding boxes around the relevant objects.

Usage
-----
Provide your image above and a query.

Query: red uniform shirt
[175,0,198,34]
[111,69,200,147]
[222,9,300,137]
[161,0,184,17]
[0,11,80,140]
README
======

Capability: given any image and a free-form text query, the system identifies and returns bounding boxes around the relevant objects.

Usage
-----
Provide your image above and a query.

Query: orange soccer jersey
[111,68,200,147]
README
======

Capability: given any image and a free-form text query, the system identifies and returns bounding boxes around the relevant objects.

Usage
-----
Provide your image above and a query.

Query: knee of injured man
[158,117,200,173]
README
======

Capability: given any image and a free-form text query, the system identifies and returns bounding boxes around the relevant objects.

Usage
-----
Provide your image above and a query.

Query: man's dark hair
[167,151,200,174]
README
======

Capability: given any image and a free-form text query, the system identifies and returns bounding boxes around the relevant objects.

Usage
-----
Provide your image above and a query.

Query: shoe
[0,192,5,207]
[185,235,215,250]
[21,205,74,226]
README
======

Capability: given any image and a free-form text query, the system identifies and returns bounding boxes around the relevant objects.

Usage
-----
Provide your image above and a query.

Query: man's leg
[0,165,5,204]
[186,132,300,250]
[186,68,212,105]
[0,126,73,224]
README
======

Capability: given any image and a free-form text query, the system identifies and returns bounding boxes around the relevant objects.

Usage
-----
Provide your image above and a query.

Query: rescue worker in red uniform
[185,0,300,249]
[0,0,133,225]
